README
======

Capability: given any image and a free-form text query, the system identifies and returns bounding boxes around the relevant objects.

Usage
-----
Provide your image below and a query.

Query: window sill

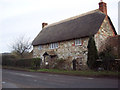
[49,47,58,49]
[75,44,82,46]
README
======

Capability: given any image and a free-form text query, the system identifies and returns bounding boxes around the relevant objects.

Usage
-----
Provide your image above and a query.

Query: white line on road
[18,74,33,77]
[2,82,6,84]
[87,78,94,80]
[34,80,37,82]
[7,72,35,78]
[48,74,58,77]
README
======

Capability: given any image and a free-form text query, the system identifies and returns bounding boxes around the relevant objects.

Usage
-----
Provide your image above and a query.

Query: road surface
[0,68,2,89]
[2,69,119,88]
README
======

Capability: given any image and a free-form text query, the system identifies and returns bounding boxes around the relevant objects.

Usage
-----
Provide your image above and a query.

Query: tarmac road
[0,68,2,89]
[2,69,119,88]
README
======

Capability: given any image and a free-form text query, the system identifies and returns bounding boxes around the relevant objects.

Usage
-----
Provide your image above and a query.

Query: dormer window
[49,43,58,49]
[38,45,42,50]
[75,39,82,46]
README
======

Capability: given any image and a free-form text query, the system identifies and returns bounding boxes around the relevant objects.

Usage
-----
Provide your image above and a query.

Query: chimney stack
[99,1,107,15]
[42,22,48,28]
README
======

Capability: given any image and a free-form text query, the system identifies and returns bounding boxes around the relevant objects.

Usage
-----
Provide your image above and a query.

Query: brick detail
[42,23,48,28]
[99,1,107,15]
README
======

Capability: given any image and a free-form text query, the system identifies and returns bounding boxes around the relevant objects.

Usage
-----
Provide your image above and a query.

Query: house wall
[95,17,115,52]
[33,37,89,69]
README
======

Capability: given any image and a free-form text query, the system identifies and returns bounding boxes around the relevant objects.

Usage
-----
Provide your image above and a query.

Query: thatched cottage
[32,1,117,69]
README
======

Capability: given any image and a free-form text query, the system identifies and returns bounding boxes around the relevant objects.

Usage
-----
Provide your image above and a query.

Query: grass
[34,69,119,78]
[3,66,119,78]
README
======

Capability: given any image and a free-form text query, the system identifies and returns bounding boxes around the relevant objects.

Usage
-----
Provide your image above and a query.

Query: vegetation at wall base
[99,46,120,71]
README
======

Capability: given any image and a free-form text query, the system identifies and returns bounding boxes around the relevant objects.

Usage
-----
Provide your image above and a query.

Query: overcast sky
[0,0,119,53]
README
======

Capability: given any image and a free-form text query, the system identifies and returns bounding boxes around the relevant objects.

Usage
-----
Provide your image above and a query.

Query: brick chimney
[99,1,107,15]
[42,22,48,28]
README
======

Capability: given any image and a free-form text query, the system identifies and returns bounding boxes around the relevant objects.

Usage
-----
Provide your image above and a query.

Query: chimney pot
[99,1,107,15]
[42,22,48,28]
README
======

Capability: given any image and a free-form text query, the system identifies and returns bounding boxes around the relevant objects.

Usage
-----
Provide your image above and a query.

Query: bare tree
[12,36,32,58]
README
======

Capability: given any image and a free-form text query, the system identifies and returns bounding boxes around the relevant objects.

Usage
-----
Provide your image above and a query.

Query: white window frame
[75,39,82,46]
[49,43,58,49]
[38,45,42,50]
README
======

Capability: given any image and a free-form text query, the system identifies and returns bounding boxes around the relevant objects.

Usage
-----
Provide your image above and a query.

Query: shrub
[99,46,117,71]
[31,58,42,69]
[53,58,66,69]
[87,36,98,70]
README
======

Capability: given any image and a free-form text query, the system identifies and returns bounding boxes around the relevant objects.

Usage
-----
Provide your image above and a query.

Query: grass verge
[3,66,119,78]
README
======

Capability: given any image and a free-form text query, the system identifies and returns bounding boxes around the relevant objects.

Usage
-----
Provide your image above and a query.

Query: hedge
[2,57,42,69]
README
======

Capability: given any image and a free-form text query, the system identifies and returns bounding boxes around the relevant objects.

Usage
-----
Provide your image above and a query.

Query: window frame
[38,45,42,50]
[75,39,82,46]
[49,43,58,49]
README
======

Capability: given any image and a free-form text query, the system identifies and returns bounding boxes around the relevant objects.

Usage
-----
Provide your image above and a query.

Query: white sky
[0,0,119,53]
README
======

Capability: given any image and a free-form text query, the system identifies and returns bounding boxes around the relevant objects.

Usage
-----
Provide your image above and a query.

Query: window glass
[38,45,42,50]
[75,39,82,45]
[50,43,58,49]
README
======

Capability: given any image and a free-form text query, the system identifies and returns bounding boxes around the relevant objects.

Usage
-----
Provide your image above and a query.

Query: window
[38,45,42,50]
[49,43,58,49]
[75,39,82,46]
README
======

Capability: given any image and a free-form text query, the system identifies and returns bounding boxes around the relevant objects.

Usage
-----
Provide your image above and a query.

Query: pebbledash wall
[33,17,115,69]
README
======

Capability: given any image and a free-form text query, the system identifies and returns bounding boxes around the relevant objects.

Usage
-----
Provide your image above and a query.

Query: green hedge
[2,54,16,66]
[98,46,120,71]
[2,57,42,69]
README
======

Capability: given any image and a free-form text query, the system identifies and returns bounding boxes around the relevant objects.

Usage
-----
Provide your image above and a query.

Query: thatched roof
[32,9,116,46]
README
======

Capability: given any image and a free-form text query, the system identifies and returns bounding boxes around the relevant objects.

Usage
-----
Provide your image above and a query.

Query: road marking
[12,72,35,77]
[49,74,58,77]
[34,80,37,82]
[5,72,36,78]
[87,78,94,80]
[2,82,6,84]
[19,74,33,77]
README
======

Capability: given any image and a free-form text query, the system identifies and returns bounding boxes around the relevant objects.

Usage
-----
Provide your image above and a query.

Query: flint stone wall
[95,17,115,52]
[33,37,89,69]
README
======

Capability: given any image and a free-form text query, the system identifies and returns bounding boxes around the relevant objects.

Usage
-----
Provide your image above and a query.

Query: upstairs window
[49,43,58,49]
[38,45,42,50]
[75,39,82,46]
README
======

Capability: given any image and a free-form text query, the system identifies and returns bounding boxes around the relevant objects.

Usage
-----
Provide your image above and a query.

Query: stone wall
[33,37,89,69]
[95,17,115,52]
